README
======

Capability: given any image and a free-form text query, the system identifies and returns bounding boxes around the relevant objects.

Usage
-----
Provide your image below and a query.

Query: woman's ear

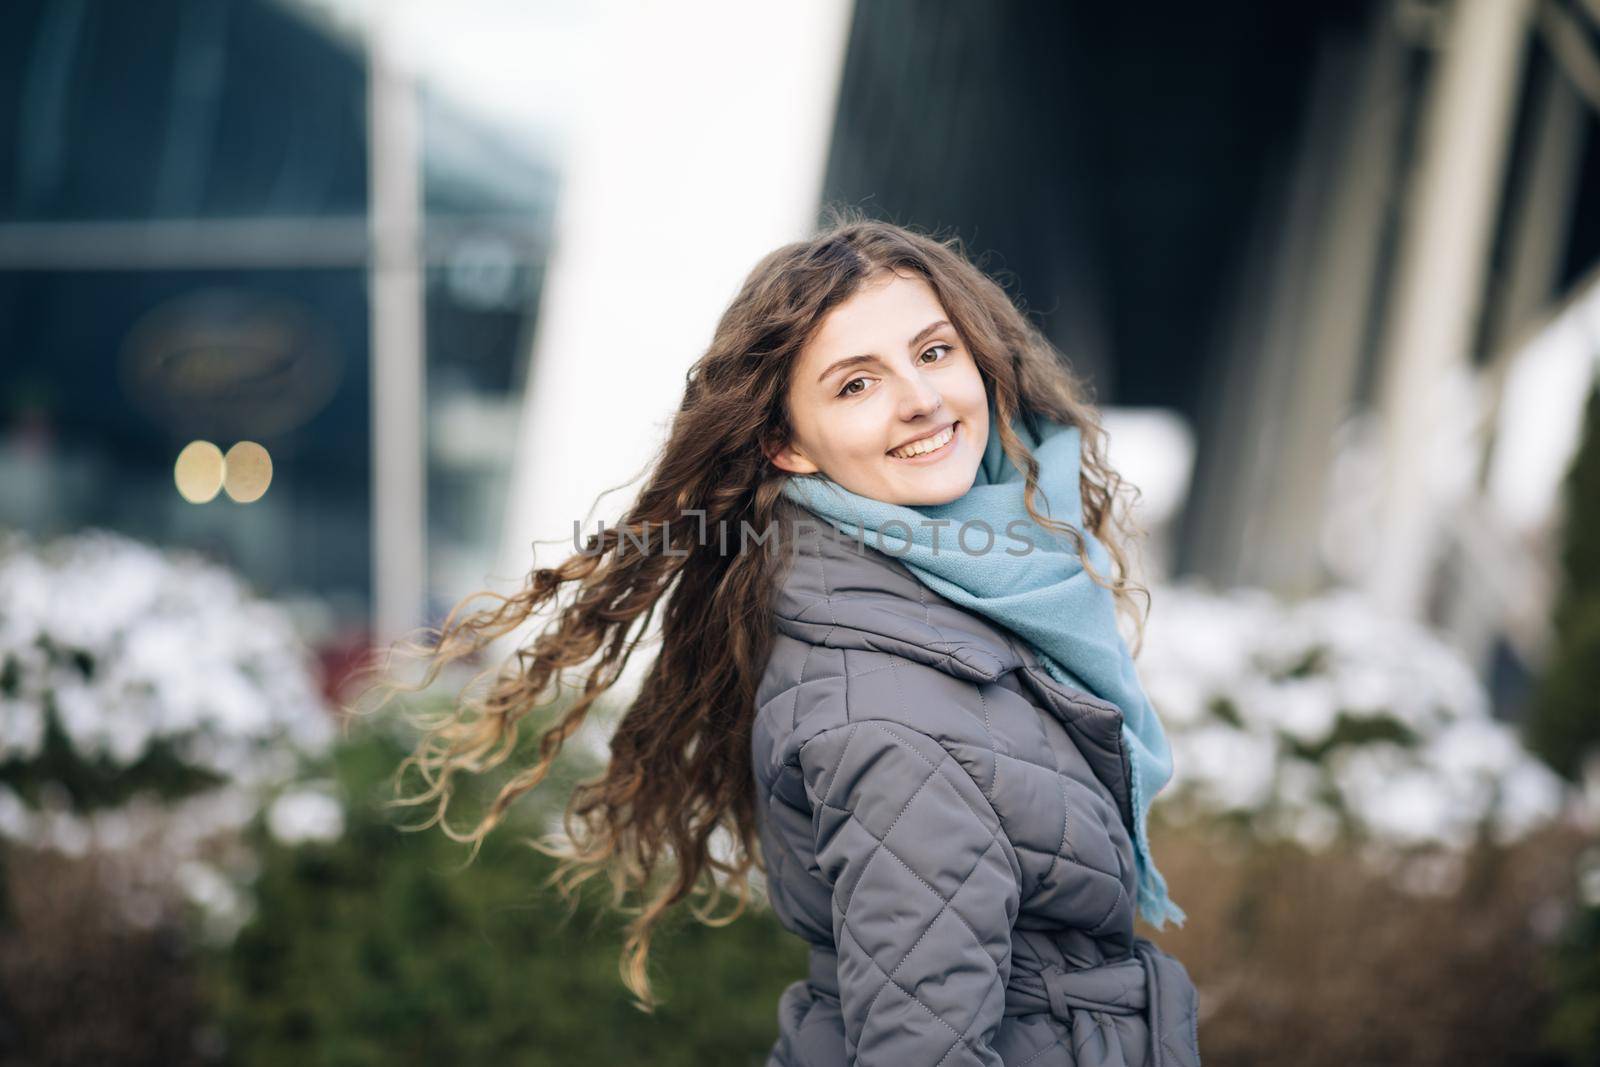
[766,438,819,476]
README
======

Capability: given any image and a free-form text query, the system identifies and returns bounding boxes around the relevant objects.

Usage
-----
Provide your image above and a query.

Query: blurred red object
[312,626,378,709]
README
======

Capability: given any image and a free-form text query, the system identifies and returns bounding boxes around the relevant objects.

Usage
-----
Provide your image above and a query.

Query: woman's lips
[888,421,959,463]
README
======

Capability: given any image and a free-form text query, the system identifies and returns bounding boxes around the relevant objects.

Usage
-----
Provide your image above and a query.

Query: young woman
[384,210,1201,1066]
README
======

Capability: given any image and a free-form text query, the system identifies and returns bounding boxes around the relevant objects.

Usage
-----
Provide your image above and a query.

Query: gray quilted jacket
[751,502,1202,1067]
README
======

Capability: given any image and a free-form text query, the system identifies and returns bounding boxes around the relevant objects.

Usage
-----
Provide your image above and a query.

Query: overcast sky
[284,0,600,155]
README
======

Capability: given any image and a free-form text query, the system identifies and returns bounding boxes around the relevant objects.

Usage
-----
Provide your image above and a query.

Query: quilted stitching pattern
[753,504,1201,1067]
[802,719,1019,1066]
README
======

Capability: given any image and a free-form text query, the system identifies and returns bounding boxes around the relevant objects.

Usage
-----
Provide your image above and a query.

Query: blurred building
[818,0,1600,716]
[4,0,1596,725]
[0,0,556,647]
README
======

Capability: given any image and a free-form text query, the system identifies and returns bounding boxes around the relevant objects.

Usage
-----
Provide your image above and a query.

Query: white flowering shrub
[1138,582,1571,865]
[0,528,341,939]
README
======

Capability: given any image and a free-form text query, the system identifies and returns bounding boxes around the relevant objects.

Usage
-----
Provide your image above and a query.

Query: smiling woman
[368,207,1197,1067]
[768,274,991,506]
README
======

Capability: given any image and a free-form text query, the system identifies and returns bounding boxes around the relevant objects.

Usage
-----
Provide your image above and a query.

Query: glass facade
[0,0,557,637]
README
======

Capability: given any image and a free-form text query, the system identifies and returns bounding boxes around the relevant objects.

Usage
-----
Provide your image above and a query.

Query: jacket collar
[771,498,1026,682]
[770,499,1137,834]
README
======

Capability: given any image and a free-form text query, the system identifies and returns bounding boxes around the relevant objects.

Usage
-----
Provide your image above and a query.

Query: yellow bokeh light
[223,441,273,503]
[174,440,224,503]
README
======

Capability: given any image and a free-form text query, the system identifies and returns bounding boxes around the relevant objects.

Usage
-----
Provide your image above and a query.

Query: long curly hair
[362,206,1150,1011]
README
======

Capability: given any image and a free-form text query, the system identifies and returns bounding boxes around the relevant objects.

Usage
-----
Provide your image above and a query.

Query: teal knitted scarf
[779,401,1186,929]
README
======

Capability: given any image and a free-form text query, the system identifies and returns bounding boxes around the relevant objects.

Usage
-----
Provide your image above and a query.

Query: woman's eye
[836,347,949,397]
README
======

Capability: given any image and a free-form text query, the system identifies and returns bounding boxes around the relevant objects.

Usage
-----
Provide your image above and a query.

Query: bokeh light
[173,440,224,503]
[223,441,273,503]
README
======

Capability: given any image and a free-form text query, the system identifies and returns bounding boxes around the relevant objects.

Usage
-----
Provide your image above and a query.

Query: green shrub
[1526,376,1600,1065]
[203,726,807,1066]
[1536,851,1600,1062]
[1529,379,1600,781]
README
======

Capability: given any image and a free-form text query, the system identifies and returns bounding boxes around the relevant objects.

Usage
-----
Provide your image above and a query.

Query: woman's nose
[897,375,944,421]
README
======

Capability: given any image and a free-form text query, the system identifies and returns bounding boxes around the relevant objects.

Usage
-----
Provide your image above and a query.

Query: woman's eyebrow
[814,319,952,384]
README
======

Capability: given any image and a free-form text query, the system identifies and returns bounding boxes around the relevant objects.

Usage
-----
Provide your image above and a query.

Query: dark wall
[819,0,1376,415]
[0,0,368,222]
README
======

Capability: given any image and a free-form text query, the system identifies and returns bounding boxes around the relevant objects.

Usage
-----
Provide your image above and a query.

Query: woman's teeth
[889,423,956,459]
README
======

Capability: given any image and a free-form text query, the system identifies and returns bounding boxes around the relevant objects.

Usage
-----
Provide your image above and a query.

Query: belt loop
[807,944,840,1004]
[1040,965,1075,1033]
[1141,941,1164,1067]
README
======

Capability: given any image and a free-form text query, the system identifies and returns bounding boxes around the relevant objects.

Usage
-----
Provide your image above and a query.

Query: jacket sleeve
[797,717,1022,1067]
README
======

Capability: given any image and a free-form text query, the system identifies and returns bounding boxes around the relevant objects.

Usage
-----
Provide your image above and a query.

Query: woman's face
[770,271,990,506]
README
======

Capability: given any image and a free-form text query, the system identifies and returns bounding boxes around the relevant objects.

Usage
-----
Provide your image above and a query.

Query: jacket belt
[810,937,1195,1067]
[1003,954,1146,1019]
[1004,938,1193,1067]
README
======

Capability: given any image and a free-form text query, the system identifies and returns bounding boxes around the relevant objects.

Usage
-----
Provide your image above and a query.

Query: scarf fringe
[1128,736,1186,930]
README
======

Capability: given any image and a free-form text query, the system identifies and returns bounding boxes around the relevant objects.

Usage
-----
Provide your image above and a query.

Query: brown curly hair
[359,205,1151,1011]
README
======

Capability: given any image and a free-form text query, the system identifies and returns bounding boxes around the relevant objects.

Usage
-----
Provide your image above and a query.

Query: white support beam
[494,0,855,686]
[1368,0,1532,619]
[367,18,427,645]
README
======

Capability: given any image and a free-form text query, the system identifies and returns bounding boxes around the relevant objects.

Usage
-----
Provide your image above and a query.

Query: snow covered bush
[1138,582,1572,866]
[0,528,340,938]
